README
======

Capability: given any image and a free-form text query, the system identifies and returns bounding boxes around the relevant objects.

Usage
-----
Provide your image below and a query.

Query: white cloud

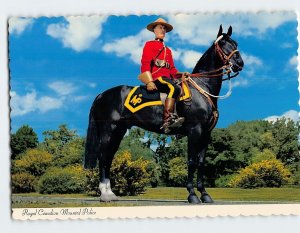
[240,53,263,78]
[10,90,63,117]
[167,12,295,45]
[9,17,34,35]
[178,50,202,69]
[88,82,97,88]
[103,29,152,64]
[242,53,263,67]
[10,80,91,116]
[47,15,107,52]
[265,110,299,122]
[48,81,77,96]
[72,95,89,102]
[289,55,298,67]
[103,29,202,70]
[232,78,249,88]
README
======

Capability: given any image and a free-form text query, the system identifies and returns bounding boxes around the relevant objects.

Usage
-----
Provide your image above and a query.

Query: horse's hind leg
[98,123,127,202]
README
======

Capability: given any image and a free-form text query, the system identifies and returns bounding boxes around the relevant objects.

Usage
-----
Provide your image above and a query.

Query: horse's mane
[192,44,215,74]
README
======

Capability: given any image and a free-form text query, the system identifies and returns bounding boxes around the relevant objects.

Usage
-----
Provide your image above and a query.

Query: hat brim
[147,22,173,32]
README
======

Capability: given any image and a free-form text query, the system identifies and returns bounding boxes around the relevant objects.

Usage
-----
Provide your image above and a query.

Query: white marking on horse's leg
[99,179,118,202]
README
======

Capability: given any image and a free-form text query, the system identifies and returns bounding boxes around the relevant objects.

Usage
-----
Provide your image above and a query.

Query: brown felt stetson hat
[146,18,173,32]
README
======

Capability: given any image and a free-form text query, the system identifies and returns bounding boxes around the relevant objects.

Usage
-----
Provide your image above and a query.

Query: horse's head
[215,25,244,73]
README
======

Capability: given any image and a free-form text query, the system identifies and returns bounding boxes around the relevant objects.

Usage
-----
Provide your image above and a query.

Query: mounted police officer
[139,18,185,133]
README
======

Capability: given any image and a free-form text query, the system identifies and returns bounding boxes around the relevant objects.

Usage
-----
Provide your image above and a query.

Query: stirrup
[160,115,185,133]
[168,113,185,128]
[160,122,171,133]
[168,116,185,128]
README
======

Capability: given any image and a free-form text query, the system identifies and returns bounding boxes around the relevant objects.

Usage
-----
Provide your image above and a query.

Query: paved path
[12,195,296,206]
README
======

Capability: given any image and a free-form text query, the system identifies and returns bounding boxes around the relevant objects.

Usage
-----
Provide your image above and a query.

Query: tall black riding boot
[161,98,184,133]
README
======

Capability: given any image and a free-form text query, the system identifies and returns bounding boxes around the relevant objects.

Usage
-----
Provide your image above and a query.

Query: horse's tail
[84,95,101,169]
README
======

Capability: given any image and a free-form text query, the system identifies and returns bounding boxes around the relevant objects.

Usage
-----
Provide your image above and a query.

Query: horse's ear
[227,26,232,37]
[217,24,223,38]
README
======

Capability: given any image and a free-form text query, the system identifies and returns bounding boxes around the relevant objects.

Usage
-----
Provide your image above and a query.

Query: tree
[41,124,78,156]
[147,160,161,188]
[145,132,173,184]
[270,118,300,165]
[118,128,154,161]
[251,149,276,164]
[206,128,243,186]
[53,137,85,167]
[11,125,38,159]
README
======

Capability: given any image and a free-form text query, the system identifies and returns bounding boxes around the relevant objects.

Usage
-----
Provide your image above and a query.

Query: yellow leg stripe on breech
[157,77,175,98]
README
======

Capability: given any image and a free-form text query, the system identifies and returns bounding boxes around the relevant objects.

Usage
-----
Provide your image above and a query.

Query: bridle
[182,35,241,131]
[189,35,240,81]
[186,35,240,100]
[214,35,239,69]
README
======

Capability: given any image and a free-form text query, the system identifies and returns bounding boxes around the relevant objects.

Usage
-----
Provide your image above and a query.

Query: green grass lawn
[12,187,300,208]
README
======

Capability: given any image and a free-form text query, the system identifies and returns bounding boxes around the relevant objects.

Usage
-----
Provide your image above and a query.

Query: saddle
[124,81,191,113]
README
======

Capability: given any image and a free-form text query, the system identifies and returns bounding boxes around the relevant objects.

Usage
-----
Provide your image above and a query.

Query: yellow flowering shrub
[229,159,292,188]
[110,151,150,196]
[12,172,36,193]
[13,149,52,176]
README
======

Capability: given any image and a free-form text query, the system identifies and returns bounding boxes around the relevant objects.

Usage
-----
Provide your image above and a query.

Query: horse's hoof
[200,193,213,203]
[188,194,201,204]
[100,194,119,202]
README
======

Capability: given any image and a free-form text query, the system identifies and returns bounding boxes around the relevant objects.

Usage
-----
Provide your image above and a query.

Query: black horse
[84,25,244,204]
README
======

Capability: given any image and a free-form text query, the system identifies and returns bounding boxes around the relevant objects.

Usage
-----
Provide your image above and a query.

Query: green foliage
[167,136,188,159]
[85,169,100,196]
[38,165,86,194]
[53,137,85,167]
[252,149,276,163]
[146,160,161,188]
[11,125,38,159]
[110,151,149,196]
[215,174,236,188]
[12,172,36,193]
[269,118,300,165]
[118,128,154,161]
[41,124,78,155]
[229,159,293,188]
[168,157,187,187]
[206,128,244,186]
[13,149,53,177]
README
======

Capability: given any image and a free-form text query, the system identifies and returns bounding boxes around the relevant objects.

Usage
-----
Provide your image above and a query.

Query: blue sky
[8,13,299,140]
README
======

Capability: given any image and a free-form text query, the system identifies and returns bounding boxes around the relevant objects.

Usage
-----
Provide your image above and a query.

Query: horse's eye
[219,40,225,46]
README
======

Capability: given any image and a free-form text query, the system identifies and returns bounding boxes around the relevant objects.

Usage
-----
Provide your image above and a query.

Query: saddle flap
[124,83,191,113]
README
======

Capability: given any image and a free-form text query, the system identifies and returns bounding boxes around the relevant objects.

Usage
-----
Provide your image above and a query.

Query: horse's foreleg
[196,135,213,203]
[187,161,200,204]
[186,127,202,204]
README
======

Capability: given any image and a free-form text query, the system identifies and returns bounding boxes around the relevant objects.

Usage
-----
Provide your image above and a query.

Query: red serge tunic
[141,40,178,80]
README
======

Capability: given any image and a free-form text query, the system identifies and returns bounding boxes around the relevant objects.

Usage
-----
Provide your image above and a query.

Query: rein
[186,35,240,99]
[181,35,240,131]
